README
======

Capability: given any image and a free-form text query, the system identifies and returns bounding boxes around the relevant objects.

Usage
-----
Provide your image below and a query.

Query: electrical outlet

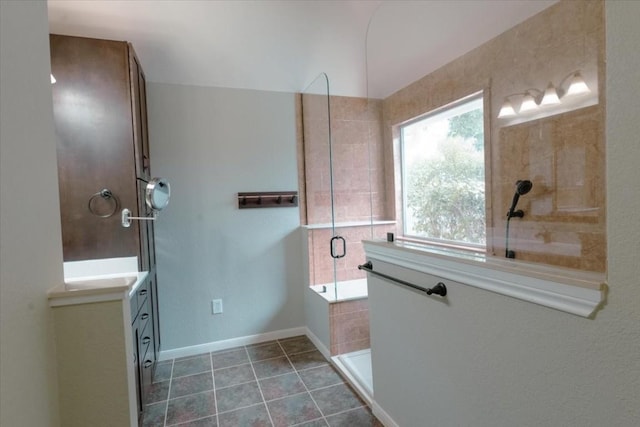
[212,299,223,314]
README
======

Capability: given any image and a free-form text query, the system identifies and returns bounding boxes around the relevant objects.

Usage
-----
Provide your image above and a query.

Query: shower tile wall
[330,300,370,355]
[498,105,605,271]
[301,96,386,225]
[381,0,606,272]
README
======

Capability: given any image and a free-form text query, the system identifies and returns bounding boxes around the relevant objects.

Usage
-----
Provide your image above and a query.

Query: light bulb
[566,73,590,96]
[498,99,516,118]
[519,93,539,113]
[540,83,561,106]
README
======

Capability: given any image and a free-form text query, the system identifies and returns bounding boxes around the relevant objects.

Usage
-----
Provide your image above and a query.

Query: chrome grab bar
[357,261,447,297]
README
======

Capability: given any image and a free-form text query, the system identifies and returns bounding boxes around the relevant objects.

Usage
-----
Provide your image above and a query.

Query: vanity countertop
[48,257,148,307]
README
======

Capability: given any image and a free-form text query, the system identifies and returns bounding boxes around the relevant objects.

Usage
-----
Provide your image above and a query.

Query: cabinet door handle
[141,313,149,320]
[139,289,147,296]
[142,337,150,345]
[144,360,153,368]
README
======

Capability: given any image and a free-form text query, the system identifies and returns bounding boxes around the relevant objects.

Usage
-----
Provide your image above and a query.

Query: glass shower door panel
[302,73,338,300]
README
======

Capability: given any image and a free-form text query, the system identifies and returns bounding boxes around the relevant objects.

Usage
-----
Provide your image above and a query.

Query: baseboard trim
[303,326,331,360]
[158,326,307,361]
[371,400,399,427]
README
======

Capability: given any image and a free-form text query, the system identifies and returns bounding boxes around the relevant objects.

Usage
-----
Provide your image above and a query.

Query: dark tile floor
[142,335,382,427]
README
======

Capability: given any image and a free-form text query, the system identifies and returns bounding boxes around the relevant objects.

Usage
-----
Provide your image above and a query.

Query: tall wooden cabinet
[50,34,160,419]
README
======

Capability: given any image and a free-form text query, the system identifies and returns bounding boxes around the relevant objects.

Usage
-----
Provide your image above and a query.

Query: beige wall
[0,1,63,426]
[53,301,132,426]
[382,0,605,271]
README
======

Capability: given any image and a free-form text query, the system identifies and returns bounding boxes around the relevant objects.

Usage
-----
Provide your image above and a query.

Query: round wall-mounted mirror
[145,177,171,211]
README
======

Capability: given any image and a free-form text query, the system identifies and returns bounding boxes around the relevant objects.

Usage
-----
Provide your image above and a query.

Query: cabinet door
[150,272,161,359]
[128,45,150,180]
[132,322,143,420]
[50,34,139,261]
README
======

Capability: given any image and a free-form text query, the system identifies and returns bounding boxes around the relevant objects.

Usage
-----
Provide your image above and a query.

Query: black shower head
[516,180,533,196]
[507,180,533,219]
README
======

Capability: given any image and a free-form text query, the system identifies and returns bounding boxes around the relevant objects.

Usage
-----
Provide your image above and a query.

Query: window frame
[399,91,486,252]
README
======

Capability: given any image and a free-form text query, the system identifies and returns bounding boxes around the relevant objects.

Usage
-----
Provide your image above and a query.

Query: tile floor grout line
[324,404,369,419]
[170,367,212,380]
[276,339,329,426]
[210,352,219,427]
[214,363,335,392]
[263,389,309,403]
[162,359,175,427]
[164,355,217,426]
[260,375,347,404]
[213,361,250,372]
[169,369,213,381]
[216,400,269,416]
[215,377,259,391]
[162,387,217,405]
[167,413,217,427]
[292,379,347,395]
[251,348,318,364]
[295,364,347,375]
[244,345,276,427]
[289,416,326,427]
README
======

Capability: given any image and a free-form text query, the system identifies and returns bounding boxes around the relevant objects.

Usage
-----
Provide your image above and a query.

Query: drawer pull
[144,360,153,368]
[142,337,151,345]
[141,313,149,320]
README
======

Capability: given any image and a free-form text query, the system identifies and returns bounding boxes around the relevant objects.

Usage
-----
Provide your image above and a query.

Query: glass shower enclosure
[300,73,393,306]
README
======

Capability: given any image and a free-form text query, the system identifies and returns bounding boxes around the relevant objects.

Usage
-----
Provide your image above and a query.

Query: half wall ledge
[362,240,606,318]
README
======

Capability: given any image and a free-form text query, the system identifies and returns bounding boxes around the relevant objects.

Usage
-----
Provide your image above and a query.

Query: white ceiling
[47,0,556,99]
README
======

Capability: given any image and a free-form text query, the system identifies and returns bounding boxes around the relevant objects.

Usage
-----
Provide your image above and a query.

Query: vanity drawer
[139,317,155,402]
[138,312,152,359]
[137,296,151,333]
[130,277,150,321]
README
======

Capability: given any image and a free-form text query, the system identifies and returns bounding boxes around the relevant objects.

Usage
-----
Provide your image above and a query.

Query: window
[401,94,485,247]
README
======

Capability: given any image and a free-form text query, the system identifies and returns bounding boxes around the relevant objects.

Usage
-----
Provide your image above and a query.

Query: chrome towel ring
[88,189,120,218]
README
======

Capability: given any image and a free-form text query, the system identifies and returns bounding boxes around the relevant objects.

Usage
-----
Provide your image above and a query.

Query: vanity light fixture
[50,74,56,84]
[498,89,543,117]
[497,70,592,119]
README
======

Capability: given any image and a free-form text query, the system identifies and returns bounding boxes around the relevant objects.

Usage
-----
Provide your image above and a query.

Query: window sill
[303,220,396,230]
[362,240,606,318]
